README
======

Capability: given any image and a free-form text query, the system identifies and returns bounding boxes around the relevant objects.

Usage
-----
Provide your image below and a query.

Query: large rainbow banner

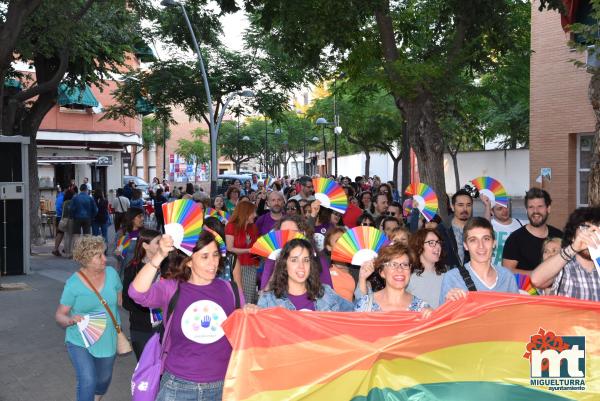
[222,293,600,401]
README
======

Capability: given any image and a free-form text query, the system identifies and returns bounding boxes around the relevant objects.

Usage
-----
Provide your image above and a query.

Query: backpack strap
[225,279,241,309]
[457,264,477,292]
[515,218,523,227]
[166,283,181,321]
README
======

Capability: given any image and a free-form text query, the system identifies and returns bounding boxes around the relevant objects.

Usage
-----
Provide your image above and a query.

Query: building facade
[530,3,595,228]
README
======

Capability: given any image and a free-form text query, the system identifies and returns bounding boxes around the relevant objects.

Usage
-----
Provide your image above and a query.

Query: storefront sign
[96,155,113,166]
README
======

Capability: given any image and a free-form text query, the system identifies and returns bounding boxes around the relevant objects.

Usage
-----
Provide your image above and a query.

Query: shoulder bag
[78,271,132,355]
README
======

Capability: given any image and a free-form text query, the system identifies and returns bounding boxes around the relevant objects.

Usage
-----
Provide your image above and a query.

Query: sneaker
[52,250,61,257]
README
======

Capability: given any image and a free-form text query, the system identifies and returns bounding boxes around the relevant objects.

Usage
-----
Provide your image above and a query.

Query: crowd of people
[54,173,600,401]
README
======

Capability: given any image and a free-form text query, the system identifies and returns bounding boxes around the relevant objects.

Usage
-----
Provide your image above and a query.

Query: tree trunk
[22,92,57,246]
[402,95,449,219]
[364,149,371,178]
[450,151,460,192]
[374,3,448,218]
[588,71,600,207]
[401,121,410,201]
[392,156,400,191]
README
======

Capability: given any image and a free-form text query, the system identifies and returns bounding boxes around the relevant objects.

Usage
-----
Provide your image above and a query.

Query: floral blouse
[354,292,429,312]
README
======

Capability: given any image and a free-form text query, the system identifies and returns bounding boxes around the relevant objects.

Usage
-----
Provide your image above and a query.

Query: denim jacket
[258,284,354,312]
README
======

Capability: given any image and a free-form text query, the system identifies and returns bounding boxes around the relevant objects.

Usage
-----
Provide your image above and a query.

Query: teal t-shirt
[59,266,122,357]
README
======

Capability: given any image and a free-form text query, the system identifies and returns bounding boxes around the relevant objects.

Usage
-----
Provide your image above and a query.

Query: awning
[4,78,22,90]
[136,97,155,116]
[57,83,99,108]
[37,156,98,164]
[37,130,142,145]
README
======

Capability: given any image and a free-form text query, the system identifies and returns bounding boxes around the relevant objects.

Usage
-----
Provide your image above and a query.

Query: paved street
[0,239,135,401]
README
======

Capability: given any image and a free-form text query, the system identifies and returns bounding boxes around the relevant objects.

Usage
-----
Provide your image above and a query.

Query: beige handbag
[78,271,132,356]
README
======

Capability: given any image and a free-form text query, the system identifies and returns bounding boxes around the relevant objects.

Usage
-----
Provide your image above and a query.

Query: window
[577,134,595,207]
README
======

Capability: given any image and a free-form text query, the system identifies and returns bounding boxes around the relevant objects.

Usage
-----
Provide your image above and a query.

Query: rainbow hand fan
[312,177,348,214]
[404,183,439,222]
[162,199,204,256]
[470,176,509,208]
[514,273,540,296]
[77,311,107,348]
[402,198,413,218]
[250,230,306,260]
[203,226,227,256]
[331,226,389,266]
[205,208,228,224]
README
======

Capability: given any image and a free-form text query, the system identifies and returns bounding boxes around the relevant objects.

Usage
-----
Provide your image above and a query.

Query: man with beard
[531,207,600,301]
[502,188,563,273]
[289,176,315,202]
[441,189,491,267]
[255,191,285,235]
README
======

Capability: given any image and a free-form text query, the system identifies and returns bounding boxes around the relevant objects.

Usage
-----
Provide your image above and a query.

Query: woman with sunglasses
[356,212,375,228]
[354,242,430,313]
[284,199,300,216]
[406,228,447,308]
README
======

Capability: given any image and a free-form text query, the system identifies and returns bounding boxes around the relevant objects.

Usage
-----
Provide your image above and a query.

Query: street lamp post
[315,117,343,177]
[315,118,328,176]
[161,1,254,196]
[161,0,217,195]
[263,119,281,176]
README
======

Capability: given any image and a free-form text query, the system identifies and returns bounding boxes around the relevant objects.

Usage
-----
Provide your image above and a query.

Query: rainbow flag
[222,293,600,401]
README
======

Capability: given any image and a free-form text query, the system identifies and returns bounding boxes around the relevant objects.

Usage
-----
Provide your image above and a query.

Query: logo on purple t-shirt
[180,300,227,344]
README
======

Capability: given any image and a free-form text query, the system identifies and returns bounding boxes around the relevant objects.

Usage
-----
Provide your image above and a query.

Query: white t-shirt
[492,218,525,266]
[111,196,130,213]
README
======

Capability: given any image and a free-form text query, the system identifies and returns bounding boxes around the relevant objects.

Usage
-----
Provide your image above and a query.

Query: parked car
[122,175,150,198]
[217,174,251,195]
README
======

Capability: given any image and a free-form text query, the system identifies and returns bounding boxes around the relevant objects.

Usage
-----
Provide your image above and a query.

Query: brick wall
[530,3,595,229]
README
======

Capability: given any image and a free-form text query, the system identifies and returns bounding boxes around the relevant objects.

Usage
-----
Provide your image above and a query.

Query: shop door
[54,164,75,190]
[90,165,107,195]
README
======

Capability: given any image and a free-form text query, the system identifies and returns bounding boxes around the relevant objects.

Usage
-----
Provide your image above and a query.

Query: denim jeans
[156,372,224,401]
[66,342,116,401]
[91,222,109,244]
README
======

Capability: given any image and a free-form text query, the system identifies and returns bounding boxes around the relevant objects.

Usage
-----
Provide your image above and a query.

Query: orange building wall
[39,80,140,134]
[530,3,595,228]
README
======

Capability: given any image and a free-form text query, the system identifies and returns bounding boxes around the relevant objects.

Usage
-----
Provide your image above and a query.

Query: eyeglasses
[383,261,411,271]
[388,212,396,216]
[361,222,374,227]
[286,207,297,211]
[424,240,442,248]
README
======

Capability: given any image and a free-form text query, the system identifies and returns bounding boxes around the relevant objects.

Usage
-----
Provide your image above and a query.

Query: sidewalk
[0,239,135,401]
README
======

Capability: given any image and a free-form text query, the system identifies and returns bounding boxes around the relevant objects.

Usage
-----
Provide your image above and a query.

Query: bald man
[255,191,285,235]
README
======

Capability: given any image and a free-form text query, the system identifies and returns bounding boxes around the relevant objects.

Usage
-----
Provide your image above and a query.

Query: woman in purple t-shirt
[257,238,353,312]
[129,230,247,401]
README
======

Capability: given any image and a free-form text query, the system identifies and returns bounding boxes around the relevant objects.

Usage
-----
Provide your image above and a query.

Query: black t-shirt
[502,225,563,271]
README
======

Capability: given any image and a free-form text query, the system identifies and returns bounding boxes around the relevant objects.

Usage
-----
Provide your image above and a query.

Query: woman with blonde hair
[55,236,122,401]
[225,201,259,303]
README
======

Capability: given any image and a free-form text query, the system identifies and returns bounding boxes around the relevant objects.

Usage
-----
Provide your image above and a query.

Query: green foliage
[142,116,171,149]
[176,128,209,166]
[218,119,263,171]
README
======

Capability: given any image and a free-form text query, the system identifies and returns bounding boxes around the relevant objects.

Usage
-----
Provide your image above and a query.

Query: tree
[438,86,488,192]
[245,0,530,218]
[0,0,143,244]
[306,83,404,183]
[218,118,262,173]
[125,115,172,175]
[176,128,209,182]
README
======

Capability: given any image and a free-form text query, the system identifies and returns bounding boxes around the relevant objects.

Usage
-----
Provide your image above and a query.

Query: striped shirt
[550,258,600,301]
